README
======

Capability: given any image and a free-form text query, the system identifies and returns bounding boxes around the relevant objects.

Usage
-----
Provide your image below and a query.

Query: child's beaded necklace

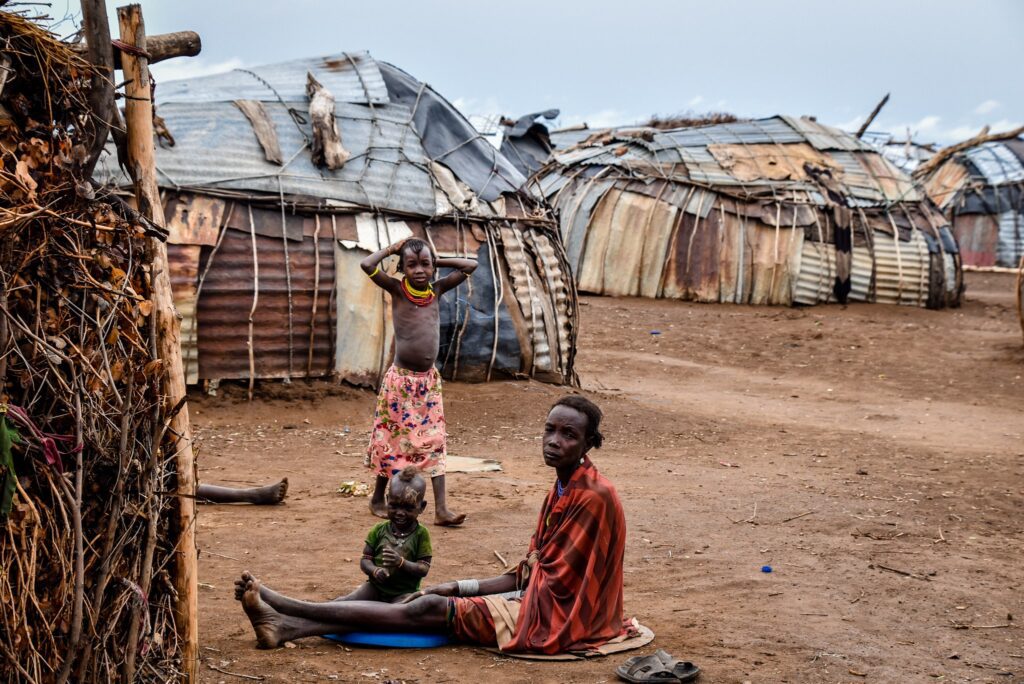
[401,277,435,307]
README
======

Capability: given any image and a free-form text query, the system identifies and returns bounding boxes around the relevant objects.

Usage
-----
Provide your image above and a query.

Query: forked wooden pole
[116,4,199,681]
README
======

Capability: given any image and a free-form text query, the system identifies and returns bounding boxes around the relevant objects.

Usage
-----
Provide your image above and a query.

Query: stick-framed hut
[917,135,1024,268]
[97,51,578,388]
[528,116,962,308]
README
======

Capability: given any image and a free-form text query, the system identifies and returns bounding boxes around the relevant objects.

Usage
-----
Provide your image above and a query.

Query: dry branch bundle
[0,10,182,682]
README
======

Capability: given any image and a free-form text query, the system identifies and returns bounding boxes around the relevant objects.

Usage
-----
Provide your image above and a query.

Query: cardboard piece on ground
[446,455,502,473]
[488,619,655,661]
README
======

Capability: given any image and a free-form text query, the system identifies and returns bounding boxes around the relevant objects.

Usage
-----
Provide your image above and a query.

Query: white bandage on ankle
[457,579,480,597]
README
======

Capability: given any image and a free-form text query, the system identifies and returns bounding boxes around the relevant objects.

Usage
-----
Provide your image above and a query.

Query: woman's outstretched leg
[236,574,448,648]
[198,479,288,505]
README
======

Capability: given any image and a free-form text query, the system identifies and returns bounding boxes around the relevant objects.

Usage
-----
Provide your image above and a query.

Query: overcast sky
[69,0,1023,144]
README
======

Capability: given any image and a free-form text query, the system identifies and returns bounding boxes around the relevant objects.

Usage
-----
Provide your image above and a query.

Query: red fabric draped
[503,457,626,654]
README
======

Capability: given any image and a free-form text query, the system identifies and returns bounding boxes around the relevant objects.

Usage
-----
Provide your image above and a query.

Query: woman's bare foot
[240,577,288,649]
[434,507,466,526]
[234,572,251,601]
[251,478,288,505]
[369,497,388,518]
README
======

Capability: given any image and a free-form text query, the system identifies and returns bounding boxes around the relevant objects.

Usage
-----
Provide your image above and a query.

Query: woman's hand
[398,581,457,603]
[380,547,403,568]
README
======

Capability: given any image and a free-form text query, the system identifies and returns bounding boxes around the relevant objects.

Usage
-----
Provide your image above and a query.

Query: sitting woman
[234,395,627,654]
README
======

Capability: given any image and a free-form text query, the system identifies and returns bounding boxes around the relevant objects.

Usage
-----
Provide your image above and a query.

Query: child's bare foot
[250,478,288,505]
[369,497,388,518]
[240,576,288,649]
[434,507,466,526]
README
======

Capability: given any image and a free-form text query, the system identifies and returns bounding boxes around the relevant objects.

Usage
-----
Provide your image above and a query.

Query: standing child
[360,237,476,526]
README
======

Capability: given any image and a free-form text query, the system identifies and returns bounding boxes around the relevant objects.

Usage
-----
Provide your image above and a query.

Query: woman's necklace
[401,278,435,306]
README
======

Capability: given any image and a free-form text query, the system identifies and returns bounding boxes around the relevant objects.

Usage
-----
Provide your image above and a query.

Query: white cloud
[835,115,865,132]
[942,125,985,142]
[687,95,704,107]
[912,115,941,133]
[988,118,1023,133]
[150,57,245,84]
[974,99,1000,115]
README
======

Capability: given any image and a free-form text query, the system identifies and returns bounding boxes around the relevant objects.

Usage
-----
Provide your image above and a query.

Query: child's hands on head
[387,238,408,256]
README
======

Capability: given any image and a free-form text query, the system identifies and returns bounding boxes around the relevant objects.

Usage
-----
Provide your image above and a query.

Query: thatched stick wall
[0,11,186,682]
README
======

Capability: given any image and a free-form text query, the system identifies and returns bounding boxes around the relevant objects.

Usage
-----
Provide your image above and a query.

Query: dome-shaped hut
[532,116,961,308]
[97,52,577,387]
[917,133,1024,268]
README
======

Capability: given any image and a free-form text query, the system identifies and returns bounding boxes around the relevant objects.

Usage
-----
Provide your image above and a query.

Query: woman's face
[542,405,589,470]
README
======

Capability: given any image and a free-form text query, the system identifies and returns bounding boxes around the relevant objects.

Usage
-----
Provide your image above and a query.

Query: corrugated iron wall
[551,174,957,309]
[162,193,576,387]
[196,226,336,380]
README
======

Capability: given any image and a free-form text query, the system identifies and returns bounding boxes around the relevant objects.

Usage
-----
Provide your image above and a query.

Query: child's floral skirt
[365,365,446,478]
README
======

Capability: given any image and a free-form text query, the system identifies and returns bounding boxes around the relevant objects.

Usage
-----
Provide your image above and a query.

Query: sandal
[615,649,701,683]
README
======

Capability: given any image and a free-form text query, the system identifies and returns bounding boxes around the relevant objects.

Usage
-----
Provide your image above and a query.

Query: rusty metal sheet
[663,209,721,302]
[718,209,753,304]
[638,196,679,299]
[196,226,335,380]
[425,220,482,256]
[576,187,621,294]
[600,190,653,296]
[855,152,920,202]
[779,115,873,152]
[922,160,970,210]
[748,221,800,305]
[225,203,305,242]
[164,193,227,245]
[168,244,200,383]
[707,142,834,183]
[333,243,391,387]
[324,213,359,242]
[952,214,1000,267]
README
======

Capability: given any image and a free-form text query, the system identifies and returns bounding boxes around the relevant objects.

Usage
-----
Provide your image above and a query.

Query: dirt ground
[191,272,1023,684]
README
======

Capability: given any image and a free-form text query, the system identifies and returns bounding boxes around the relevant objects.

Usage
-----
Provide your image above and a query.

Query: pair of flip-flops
[616,649,701,683]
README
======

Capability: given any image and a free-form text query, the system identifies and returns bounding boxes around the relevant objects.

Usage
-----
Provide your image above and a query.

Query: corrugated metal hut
[532,116,962,308]
[96,52,577,387]
[917,136,1024,267]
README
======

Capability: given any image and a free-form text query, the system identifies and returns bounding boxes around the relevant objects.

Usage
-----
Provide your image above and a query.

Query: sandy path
[194,272,1023,683]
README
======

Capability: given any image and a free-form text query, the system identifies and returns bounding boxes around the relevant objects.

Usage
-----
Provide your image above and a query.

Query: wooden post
[855,92,889,139]
[116,5,198,682]
[74,30,202,68]
[1017,255,1024,346]
[79,0,116,177]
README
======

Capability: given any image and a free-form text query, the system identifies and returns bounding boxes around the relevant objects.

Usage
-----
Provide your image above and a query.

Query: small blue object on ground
[649,330,661,335]
[323,632,451,648]
[761,565,773,573]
